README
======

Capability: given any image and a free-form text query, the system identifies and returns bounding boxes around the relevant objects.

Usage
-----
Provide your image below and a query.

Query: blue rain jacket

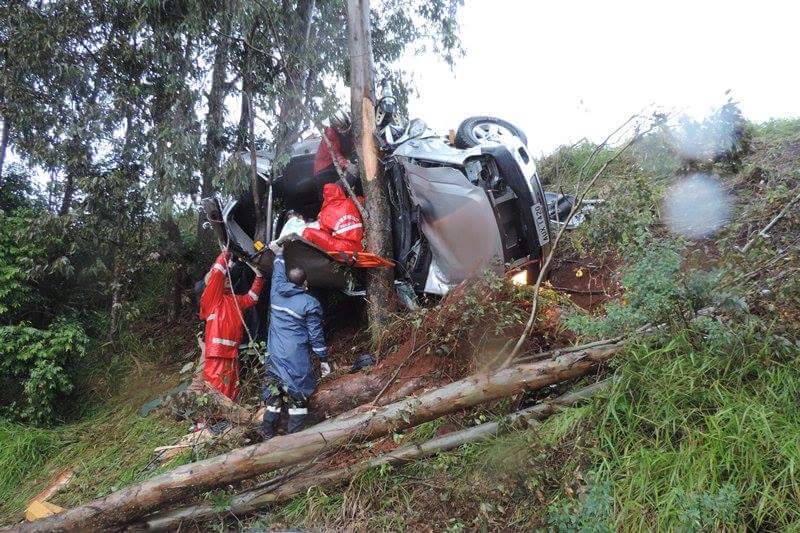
[266,256,328,398]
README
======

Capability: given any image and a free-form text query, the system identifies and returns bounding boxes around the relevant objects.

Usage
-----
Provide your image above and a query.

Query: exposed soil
[548,255,621,310]
[310,278,560,422]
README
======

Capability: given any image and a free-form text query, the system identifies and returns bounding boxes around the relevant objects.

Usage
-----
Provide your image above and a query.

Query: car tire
[454,116,528,148]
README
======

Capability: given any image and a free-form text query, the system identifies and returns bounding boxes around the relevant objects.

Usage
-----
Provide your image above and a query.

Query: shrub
[0,320,88,425]
[566,243,684,338]
[547,477,613,532]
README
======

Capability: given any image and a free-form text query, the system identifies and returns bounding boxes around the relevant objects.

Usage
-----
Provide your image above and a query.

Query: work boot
[286,399,308,434]
[261,395,282,440]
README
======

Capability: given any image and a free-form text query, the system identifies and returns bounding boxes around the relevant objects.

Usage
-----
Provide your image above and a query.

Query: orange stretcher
[328,250,395,268]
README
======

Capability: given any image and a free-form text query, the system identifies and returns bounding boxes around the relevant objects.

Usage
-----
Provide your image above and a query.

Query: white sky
[404,0,800,155]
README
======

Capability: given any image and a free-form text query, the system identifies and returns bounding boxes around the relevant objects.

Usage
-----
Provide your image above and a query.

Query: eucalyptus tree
[0,0,464,337]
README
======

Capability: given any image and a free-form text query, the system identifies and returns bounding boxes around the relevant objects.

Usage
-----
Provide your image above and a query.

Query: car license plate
[531,204,551,245]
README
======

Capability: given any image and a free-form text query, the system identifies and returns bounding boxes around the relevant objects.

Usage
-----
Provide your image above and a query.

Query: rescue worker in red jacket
[313,111,356,183]
[199,250,265,400]
[302,182,364,252]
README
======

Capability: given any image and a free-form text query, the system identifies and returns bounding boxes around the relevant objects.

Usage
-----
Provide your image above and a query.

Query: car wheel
[454,116,528,148]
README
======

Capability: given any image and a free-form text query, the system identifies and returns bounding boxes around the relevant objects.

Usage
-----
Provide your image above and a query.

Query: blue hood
[265,256,328,399]
[277,282,305,298]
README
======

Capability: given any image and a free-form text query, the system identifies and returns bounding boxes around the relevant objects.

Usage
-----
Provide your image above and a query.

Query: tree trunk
[160,218,187,322]
[58,173,74,216]
[199,16,232,202]
[272,0,316,169]
[138,380,609,531]
[346,0,395,337]
[234,88,250,153]
[16,347,617,532]
[58,134,85,216]
[0,117,9,187]
[234,20,259,153]
[108,255,123,340]
[247,90,266,242]
[197,17,232,266]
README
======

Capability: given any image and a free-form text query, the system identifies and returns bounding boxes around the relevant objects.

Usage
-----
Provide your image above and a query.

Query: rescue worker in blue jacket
[262,241,331,439]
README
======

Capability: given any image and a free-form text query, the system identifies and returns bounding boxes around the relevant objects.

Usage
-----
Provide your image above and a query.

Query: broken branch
[740,188,800,253]
[503,118,651,366]
[17,346,618,532]
[138,380,611,530]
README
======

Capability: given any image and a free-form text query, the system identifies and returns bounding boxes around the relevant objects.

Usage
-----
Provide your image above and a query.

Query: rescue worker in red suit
[199,250,265,400]
[313,111,356,185]
[302,182,364,252]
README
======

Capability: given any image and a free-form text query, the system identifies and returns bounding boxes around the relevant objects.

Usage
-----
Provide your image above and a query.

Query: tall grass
[0,423,64,507]
[0,362,187,524]
[594,325,800,530]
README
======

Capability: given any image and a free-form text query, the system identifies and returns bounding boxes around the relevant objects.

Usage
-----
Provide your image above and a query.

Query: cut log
[152,425,248,464]
[14,347,617,532]
[177,377,258,426]
[138,380,610,530]
[29,468,74,506]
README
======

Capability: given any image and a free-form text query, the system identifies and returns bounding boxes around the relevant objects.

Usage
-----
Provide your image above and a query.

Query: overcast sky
[404,0,800,155]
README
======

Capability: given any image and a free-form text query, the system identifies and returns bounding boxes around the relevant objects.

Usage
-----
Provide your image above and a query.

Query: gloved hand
[320,362,331,378]
[268,240,283,255]
[246,261,263,278]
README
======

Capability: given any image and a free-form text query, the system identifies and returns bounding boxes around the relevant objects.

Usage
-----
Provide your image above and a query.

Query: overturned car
[204,93,552,298]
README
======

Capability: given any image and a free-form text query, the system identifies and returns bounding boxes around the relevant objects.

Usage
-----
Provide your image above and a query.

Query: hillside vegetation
[244,116,800,531]
[3,116,799,531]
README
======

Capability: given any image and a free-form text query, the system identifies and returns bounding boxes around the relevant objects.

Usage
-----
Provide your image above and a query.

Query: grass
[7,113,800,530]
[249,317,799,531]
[0,358,188,524]
[752,117,800,143]
[241,115,800,531]
[592,325,800,530]
[251,403,596,531]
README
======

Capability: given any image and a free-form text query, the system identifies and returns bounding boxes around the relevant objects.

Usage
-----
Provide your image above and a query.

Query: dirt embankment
[309,277,564,421]
[549,256,621,310]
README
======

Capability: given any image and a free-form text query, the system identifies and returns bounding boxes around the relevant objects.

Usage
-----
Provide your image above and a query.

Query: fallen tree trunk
[138,379,610,530]
[16,346,618,532]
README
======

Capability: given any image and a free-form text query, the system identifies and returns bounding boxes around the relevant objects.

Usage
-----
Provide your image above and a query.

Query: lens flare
[511,270,528,286]
[662,173,731,239]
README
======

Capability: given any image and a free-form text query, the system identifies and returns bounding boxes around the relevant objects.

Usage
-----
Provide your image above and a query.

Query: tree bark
[108,255,123,340]
[272,0,316,169]
[247,90,266,243]
[138,380,609,530]
[346,0,395,337]
[199,16,232,202]
[58,174,74,216]
[197,24,228,276]
[0,117,9,187]
[15,347,617,532]
[234,20,260,153]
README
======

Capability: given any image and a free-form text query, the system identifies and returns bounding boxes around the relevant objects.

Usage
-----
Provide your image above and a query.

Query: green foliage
[752,117,800,142]
[580,172,660,254]
[537,133,676,257]
[0,320,88,425]
[0,211,35,318]
[566,242,685,338]
[547,478,613,533]
[0,422,64,509]
[673,483,741,532]
[0,361,186,523]
[673,100,752,174]
[593,323,800,529]
[537,141,615,187]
